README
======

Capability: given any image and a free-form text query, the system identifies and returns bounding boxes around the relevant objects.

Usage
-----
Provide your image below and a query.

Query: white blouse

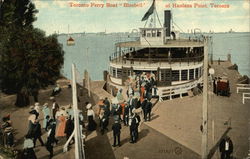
[87,109,95,119]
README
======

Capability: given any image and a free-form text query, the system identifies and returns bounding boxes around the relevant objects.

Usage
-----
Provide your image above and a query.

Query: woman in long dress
[86,104,97,131]
[56,114,66,137]
[42,103,51,129]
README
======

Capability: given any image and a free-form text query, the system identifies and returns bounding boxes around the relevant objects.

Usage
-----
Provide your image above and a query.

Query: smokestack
[164,10,171,37]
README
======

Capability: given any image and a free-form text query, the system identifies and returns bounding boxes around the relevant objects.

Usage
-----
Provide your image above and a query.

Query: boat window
[157,30,161,37]
[189,69,194,80]
[117,69,122,78]
[110,67,112,76]
[112,67,116,77]
[172,70,179,81]
[142,30,146,37]
[195,68,199,79]
[181,70,188,81]
[200,66,203,78]
[147,32,151,37]
[152,30,156,37]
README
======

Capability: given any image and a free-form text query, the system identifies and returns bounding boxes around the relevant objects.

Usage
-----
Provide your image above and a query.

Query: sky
[32,0,250,35]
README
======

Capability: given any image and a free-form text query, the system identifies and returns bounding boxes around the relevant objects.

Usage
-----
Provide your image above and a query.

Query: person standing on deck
[104,97,111,113]
[56,113,66,138]
[51,97,59,119]
[112,116,121,147]
[86,103,97,131]
[66,105,74,120]
[117,89,124,103]
[64,115,74,144]
[33,121,44,147]
[47,119,58,145]
[145,98,152,122]
[219,136,233,159]
[34,103,41,117]
[42,103,51,129]
[129,115,137,143]
[46,121,56,159]
[141,98,147,121]
[123,104,129,126]
[27,108,37,137]
[22,134,37,159]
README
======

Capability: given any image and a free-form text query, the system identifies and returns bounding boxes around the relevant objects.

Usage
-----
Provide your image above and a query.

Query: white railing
[158,79,200,101]
[243,93,250,104]
[237,87,250,93]
[236,84,250,104]
[236,84,250,87]
[65,64,85,159]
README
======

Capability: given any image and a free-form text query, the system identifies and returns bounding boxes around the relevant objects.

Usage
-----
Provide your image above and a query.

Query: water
[58,32,250,81]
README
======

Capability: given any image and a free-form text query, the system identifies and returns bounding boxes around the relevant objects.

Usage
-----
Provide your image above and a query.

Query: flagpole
[154,1,156,28]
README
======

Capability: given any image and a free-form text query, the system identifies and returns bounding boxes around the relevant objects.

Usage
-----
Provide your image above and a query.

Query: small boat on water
[67,36,75,46]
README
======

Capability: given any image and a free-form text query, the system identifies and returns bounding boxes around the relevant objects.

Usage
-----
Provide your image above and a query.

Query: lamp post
[201,36,209,159]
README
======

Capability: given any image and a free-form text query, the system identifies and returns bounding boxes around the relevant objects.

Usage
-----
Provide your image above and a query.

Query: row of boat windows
[141,30,162,38]
[159,68,203,82]
[110,67,203,81]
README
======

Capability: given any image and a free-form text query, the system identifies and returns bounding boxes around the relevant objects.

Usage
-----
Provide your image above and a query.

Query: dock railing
[158,79,201,101]
[243,93,250,104]
[236,84,250,104]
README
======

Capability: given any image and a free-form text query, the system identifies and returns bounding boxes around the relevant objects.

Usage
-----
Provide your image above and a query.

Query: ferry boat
[106,9,205,100]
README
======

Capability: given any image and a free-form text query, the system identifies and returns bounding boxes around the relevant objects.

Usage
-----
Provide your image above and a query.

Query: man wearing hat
[112,116,121,147]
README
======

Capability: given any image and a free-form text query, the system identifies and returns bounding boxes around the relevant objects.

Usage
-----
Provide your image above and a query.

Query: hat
[50,96,55,100]
[35,102,40,106]
[86,103,92,109]
[43,103,48,107]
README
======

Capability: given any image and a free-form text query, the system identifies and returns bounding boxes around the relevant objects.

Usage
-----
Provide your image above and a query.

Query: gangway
[63,64,85,159]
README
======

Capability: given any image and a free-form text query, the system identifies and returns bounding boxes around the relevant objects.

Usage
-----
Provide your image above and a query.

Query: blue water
[58,32,250,80]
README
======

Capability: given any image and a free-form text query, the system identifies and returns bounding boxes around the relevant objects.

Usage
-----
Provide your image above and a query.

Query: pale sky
[32,0,250,35]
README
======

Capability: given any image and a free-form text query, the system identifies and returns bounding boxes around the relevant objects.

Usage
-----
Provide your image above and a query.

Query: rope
[172,21,184,33]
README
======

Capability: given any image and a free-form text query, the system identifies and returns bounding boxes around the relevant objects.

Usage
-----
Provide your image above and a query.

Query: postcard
[0,0,249,159]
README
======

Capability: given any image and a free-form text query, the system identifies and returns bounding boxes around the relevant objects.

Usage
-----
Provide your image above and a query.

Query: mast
[68,24,70,37]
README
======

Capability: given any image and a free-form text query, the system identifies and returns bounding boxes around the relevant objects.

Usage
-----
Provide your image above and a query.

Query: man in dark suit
[219,136,233,159]
[141,98,147,121]
[145,98,152,121]
[112,116,121,147]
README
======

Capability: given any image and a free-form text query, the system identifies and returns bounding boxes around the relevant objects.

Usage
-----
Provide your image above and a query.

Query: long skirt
[87,115,97,131]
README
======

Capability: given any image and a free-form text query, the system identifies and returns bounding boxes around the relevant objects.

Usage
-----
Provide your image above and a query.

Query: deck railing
[110,55,204,67]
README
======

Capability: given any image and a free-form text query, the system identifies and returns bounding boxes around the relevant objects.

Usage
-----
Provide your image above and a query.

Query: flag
[141,0,155,21]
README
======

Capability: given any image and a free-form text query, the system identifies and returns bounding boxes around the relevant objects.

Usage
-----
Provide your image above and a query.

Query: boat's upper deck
[116,39,205,48]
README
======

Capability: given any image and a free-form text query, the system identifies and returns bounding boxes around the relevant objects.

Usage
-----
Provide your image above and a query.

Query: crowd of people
[22,97,81,159]
[0,95,83,159]
[83,72,158,147]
